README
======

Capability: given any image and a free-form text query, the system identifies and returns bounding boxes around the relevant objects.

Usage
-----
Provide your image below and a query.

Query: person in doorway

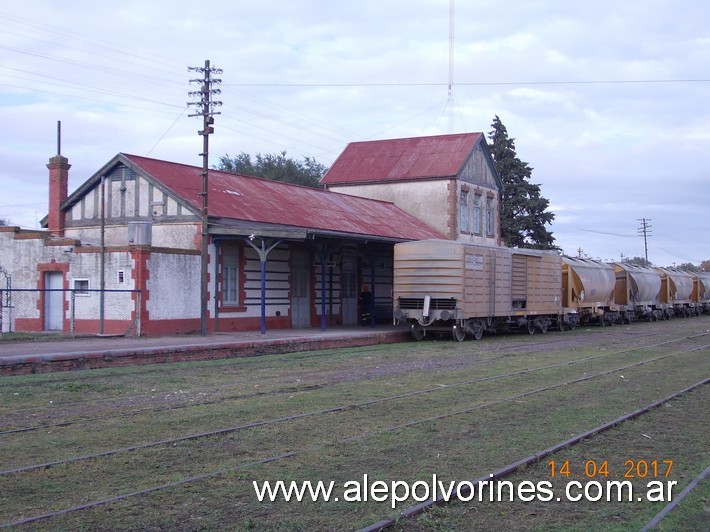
[359,284,372,326]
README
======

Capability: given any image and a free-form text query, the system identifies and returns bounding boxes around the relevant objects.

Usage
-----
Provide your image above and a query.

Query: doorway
[341,255,358,325]
[291,249,311,328]
[44,271,63,331]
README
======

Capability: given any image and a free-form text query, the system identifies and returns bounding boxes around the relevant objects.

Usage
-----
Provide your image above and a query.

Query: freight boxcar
[614,263,663,322]
[561,257,618,325]
[691,271,710,313]
[393,240,570,341]
[656,267,696,317]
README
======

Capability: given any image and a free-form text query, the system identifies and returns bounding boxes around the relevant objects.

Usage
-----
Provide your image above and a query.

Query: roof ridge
[346,131,481,145]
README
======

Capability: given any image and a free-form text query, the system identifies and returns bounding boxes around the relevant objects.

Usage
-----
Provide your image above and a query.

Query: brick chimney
[47,154,70,236]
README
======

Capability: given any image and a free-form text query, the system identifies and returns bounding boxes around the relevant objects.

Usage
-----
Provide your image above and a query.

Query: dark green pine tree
[488,115,556,249]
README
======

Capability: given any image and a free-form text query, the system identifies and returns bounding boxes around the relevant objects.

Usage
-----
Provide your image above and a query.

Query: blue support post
[320,257,327,331]
[244,237,282,336]
[260,258,267,334]
[370,265,376,327]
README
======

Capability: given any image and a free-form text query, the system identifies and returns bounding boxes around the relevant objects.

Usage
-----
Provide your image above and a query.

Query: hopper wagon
[656,267,696,317]
[691,271,710,313]
[613,263,664,321]
[561,257,618,325]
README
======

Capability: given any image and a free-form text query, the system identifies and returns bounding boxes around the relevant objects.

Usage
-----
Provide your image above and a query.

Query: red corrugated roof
[322,132,483,185]
[123,154,443,241]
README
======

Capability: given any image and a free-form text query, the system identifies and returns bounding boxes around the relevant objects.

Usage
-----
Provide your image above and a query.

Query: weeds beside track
[1,316,708,530]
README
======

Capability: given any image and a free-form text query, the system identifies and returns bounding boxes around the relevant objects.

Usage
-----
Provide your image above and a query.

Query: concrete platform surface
[0,326,412,375]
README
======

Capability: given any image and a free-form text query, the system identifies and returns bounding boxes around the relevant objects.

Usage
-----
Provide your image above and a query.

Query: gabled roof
[118,154,443,241]
[321,132,486,185]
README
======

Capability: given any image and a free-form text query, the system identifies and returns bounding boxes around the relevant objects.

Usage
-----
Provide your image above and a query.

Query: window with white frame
[222,244,240,305]
[73,278,90,296]
[459,191,469,233]
[473,195,482,234]
[486,198,494,236]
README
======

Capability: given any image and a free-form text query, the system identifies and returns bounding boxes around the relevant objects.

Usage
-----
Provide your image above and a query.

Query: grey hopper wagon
[691,272,710,313]
[561,257,617,325]
[614,263,663,321]
[656,267,697,317]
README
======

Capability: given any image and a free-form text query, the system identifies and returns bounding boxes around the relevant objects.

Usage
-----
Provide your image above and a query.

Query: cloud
[0,0,707,266]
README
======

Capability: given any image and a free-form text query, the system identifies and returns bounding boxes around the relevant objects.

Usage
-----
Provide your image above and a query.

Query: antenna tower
[188,60,222,336]
[447,0,455,133]
[637,218,652,264]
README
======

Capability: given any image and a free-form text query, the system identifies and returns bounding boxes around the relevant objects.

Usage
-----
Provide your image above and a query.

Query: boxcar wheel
[526,319,535,335]
[538,319,548,334]
[452,324,466,342]
[468,319,484,340]
[411,324,425,341]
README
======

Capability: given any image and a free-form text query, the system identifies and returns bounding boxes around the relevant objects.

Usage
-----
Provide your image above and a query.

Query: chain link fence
[0,289,141,337]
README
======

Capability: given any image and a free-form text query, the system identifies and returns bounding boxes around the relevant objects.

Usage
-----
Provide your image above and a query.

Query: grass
[0,316,708,530]
[402,388,709,531]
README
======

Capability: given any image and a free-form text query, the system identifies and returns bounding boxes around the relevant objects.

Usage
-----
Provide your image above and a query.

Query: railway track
[2,331,707,472]
[360,379,710,531]
[2,323,705,435]
[2,330,708,528]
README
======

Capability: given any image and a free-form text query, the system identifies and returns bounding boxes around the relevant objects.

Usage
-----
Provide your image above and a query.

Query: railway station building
[322,132,502,246]
[0,132,501,336]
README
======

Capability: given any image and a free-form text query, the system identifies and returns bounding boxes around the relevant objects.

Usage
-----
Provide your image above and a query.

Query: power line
[223,78,710,88]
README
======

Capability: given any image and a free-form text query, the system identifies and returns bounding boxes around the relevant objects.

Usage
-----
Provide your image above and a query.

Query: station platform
[0,326,411,376]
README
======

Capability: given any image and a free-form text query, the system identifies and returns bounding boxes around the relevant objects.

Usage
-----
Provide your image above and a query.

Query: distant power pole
[637,218,652,264]
[188,60,222,337]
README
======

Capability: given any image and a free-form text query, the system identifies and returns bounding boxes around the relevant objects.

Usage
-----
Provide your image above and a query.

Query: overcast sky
[1,0,708,266]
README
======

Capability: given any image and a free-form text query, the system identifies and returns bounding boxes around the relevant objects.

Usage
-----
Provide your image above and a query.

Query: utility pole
[637,218,652,265]
[188,60,222,337]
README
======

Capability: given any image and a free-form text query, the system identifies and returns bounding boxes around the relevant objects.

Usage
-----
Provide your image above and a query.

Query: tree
[677,262,698,272]
[623,256,652,267]
[216,151,327,188]
[701,260,710,272]
[487,116,556,249]
[0,218,8,226]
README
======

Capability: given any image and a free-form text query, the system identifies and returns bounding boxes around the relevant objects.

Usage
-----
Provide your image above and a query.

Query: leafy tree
[487,116,556,249]
[0,218,8,226]
[623,256,652,267]
[677,262,698,272]
[216,151,327,188]
[701,260,710,272]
